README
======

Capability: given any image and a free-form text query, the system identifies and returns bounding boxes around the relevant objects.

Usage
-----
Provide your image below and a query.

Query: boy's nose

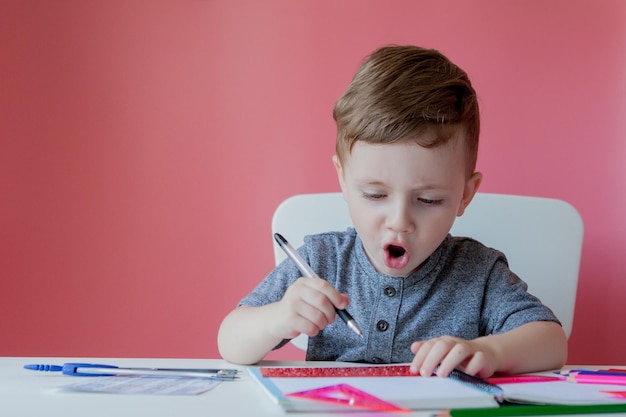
[385,202,415,233]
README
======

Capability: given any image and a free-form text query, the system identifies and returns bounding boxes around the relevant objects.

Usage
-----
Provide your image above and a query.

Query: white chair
[272,192,584,350]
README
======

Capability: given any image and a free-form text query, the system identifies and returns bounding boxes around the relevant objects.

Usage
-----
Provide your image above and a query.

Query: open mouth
[384,244,410,270]
[388,245,406,258]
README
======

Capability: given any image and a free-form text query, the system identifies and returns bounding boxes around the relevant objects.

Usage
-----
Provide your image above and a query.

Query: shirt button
[383,286,396,297]
[376,320,389,332]
[371,357,383,364]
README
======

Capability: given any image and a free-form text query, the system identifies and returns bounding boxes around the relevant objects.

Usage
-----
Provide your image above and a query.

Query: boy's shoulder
[303,227,357,244]
[302,228,360,261]
[446,234,499,251]
[447,234,488,249]
[443,234,508,267]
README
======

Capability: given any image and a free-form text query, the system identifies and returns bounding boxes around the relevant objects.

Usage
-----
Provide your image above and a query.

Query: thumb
[336,293,350,310]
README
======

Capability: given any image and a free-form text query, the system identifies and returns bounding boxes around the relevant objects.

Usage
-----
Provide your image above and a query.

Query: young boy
[218,45,567,378]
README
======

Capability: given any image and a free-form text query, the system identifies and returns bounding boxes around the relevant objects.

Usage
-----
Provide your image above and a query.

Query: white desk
[1,357,624,417]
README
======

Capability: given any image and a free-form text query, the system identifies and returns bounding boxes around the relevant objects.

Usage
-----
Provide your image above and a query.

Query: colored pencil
[487,375,563,384]
[568,373,626,386]
[557,369,626,377]
[436,403,626,417]
[572,370,626,377]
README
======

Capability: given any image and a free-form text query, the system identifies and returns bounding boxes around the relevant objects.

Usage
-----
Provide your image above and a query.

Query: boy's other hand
[268,277,350,340]
[409,335,498,379]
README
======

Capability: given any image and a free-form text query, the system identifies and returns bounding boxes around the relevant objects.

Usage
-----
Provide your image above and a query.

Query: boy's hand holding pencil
[270,275,351,340]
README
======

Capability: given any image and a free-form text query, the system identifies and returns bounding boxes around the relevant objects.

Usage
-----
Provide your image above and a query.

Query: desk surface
[1,357,624,417]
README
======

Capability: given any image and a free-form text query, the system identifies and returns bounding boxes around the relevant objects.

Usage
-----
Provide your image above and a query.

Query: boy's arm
[218,277,349,365]
[472,321,567,375]
[410,321,567,378]
[217,304,288,365]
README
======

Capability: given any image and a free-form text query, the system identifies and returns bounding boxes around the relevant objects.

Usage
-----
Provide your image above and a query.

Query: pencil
[436,403,626,417]
[273,233,363,337]
[568,373,626,385]
[486,375,563,384]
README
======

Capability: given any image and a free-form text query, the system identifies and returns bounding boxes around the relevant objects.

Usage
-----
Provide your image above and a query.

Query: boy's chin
[377,263,412,278]
[379,259,426,277]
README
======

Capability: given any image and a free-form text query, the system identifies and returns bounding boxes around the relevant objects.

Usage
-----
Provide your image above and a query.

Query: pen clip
[62,363,119,376]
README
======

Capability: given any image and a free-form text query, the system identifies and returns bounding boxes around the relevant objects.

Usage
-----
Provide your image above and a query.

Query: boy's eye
[418,198,443,206]
[362,192,386,200]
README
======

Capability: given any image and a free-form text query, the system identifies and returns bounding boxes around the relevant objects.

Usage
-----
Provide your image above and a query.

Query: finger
[410,340,446,377]
[409,341,428,374]
[300,291,340,327]
[436,343,472,377]
[296,300,332,332]
[281,281,333,331]
[268,302,320,340]
[463,351,492,378]
[419,339,455,377]
[303,276,348,310]
[285,278,337,323]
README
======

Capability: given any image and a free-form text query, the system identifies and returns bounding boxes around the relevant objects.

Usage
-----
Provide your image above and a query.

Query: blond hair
[333,45,479,177]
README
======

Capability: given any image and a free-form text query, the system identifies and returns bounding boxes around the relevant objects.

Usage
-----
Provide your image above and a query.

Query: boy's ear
[332,155,347,196]
[457,172,482,216]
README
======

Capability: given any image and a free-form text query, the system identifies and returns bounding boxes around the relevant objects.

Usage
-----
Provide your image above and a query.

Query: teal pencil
[436,403,626,417]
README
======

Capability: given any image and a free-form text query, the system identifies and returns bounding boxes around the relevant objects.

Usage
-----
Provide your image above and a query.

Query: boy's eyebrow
[358,179,450,191]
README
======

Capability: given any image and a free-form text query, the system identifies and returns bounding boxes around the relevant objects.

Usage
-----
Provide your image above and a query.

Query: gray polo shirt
[239,228,559,363]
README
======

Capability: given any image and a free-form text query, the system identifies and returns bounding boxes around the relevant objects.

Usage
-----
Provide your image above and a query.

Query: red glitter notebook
[248,364,500,412]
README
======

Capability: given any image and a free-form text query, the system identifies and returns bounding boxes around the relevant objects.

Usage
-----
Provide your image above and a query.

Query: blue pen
[567,369,626,377]
[24,363,240,380]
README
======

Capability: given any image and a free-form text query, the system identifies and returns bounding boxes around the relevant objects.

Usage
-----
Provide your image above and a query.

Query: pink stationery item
[486,375,563,384]
[569,373,626,386]
[601,390,626,399]
[259,364,415,377]
[285,383,410,413]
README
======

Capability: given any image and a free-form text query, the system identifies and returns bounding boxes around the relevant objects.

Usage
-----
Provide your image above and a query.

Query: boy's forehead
[343,129,468,162]
[339,135,470,185]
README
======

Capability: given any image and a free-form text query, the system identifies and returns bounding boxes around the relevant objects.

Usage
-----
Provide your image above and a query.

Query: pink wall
[1,1,625,364]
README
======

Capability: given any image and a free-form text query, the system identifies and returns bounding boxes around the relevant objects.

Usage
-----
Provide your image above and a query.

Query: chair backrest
[272,192,583,350]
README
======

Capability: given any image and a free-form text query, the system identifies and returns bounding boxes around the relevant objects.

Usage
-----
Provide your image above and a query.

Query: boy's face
[334,133,482,277]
